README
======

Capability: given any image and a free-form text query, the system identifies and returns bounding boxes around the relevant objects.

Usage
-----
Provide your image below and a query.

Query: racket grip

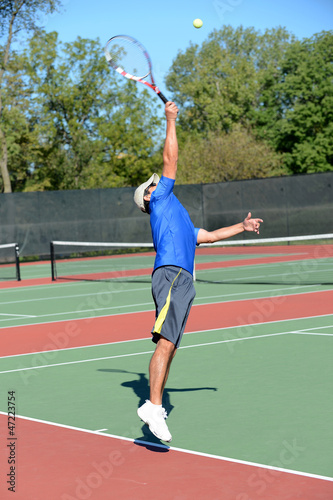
[157,91,169,104]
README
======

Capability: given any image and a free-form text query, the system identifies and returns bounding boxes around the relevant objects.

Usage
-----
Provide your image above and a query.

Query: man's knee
[158,335,176,355]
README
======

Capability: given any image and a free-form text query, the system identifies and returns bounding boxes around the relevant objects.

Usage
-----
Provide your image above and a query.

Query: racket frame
[104,35,168,103]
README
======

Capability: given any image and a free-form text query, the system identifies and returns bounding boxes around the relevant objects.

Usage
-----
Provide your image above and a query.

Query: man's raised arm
[162,102,179,180]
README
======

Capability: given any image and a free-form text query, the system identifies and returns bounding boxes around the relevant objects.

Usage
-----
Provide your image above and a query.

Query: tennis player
[134,102,263,442]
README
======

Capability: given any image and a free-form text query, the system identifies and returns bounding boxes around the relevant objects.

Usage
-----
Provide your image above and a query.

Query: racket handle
[157,91,168,104]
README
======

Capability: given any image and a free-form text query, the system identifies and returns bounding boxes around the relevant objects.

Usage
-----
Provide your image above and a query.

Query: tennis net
[50,241,154,281]
[0,243,21,281]
[50,234,333,285]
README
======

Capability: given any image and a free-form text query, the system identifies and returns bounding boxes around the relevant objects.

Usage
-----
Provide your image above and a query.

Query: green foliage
[167,26,333,178]
[166,26,293,134]
[0,0,62,192]
[0,50,33,190]
[1,21,332,192]
[0,0,60,36]
[177,125,286,185]
[268,32,333,173]
[5,31,163,191]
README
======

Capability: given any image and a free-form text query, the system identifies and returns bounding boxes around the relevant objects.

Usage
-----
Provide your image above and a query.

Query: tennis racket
[104,35,168,103]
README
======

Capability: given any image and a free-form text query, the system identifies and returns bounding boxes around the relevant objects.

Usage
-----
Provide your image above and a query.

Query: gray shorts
[151,266,196,348]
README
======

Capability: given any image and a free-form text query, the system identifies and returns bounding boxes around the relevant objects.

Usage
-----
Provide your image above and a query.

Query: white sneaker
[137,400,172,442]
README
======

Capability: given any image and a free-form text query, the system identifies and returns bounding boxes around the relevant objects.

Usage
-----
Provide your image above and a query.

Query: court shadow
[97,368,217,451]
[97,368,217,416]
[133,437,170,453]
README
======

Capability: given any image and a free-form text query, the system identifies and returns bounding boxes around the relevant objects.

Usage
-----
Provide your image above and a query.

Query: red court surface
[0,414,332,500]
[1,290,333,357]
[1,250,332,499]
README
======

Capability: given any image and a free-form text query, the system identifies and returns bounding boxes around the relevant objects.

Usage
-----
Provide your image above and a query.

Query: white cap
[134,173,160,213]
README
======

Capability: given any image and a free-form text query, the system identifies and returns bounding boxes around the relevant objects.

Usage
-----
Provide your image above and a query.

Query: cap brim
[134,173,160,212]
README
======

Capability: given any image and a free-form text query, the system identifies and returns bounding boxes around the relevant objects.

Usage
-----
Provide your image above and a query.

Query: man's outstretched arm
[162,102,179,180]
[197,212,263,244]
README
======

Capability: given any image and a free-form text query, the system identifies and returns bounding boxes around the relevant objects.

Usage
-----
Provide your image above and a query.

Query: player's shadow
[98,368,217,451]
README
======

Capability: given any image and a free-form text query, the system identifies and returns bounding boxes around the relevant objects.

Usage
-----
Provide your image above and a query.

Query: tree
[176,125,285,185]
[165,25,295,181]
[0,49,35,191]
[0,0,61,192]
[23,31,163,191]
[166,26,333,176]
[255,31,333,173]
[166,25,293,135]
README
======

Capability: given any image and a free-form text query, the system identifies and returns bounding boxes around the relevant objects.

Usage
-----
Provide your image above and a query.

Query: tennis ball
[193,18,203,29]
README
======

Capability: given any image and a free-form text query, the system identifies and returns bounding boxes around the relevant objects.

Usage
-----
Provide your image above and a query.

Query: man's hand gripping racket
[104,35,168,103]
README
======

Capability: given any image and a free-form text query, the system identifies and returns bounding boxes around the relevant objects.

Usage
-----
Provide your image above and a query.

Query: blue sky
[42,0,332,99]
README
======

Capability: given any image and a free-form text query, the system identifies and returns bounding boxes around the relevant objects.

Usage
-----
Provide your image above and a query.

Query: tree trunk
[0,128,11,193]
[0,6,18,193]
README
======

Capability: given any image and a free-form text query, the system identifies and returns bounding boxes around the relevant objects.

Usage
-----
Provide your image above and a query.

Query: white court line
[297,325,333,330]
[1,287,331,326]
[289,325,333,336]
[0,349,155,374]
[0,282,318,307]
[0,303,154,328]
[291,331,333,336]
[0,281,107,294]
[0,286,152,306]
[0,313,37,318]
[197,263,333,284]
[0,333,152,359]
[198,260,333,273]
[0,411,331,483]
[0,301,154,323]
[1,313,332,357]
[194,285,319,303]
[0,277,151,297]
[180,332,290,351]
[0,332,295,375]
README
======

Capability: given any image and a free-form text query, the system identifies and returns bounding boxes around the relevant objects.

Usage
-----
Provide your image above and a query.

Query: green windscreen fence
[1,172,332,259]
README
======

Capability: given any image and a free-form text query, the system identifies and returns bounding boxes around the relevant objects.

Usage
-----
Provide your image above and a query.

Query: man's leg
[149,336,176,405]
[162,347,177,395]
[137,336,175,442]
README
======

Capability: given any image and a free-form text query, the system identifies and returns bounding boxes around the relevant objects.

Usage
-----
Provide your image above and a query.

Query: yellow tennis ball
[193,18,203,29]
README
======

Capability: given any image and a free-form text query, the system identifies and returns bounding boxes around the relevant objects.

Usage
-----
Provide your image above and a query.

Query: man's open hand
[243,212,263,234]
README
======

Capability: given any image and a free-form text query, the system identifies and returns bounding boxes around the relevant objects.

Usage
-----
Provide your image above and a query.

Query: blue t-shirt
[149,175,200,275]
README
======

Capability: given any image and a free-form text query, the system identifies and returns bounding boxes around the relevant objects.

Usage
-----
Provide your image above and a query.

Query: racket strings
[105,37,151,80]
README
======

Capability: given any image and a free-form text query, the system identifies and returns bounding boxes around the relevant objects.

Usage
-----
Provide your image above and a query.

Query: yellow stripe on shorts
[153,268,182,334]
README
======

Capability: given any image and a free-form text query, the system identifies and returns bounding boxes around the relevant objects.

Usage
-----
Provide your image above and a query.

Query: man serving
[134,102,263,442]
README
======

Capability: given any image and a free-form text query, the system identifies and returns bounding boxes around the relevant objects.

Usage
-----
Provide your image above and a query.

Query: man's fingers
[166,101,178,111]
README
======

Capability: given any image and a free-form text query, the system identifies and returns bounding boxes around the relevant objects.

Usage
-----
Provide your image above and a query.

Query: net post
[15,244,21,281]
[50,242,56,281]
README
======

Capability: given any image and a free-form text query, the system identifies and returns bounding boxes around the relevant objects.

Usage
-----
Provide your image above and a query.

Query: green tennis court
[0,244,332,499]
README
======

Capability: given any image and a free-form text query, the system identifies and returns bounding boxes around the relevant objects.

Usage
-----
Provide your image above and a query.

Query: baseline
[0,413,332,500]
